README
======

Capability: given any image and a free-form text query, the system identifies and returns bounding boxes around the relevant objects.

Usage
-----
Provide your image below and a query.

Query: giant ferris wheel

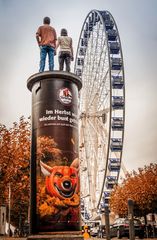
[74,10,125,220]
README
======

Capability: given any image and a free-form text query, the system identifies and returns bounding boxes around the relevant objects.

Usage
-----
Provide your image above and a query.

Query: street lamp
[8,183,11,237]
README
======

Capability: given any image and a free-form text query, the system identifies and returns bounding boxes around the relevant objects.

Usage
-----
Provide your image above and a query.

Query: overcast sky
[0,0,157,172]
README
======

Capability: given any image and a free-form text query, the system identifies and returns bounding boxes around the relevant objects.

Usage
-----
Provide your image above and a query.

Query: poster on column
[33,80,80,231]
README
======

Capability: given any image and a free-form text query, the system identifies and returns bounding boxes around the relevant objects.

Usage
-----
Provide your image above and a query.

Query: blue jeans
[39,46,55,72]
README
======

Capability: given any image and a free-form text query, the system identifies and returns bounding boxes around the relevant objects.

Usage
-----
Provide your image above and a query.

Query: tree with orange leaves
[37,135,62,167]
[0,117,65,227]
[0,116,31,226]
[110,163,157,218]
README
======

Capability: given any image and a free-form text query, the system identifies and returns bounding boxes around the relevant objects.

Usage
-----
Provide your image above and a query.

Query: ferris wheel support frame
[75,9,125,220]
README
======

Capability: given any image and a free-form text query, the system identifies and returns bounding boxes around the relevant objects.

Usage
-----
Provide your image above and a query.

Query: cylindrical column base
[27,232,84,240]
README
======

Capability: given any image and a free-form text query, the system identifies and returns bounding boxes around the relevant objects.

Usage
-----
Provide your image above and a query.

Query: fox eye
[55,172,63,178]
[70,174,76,178]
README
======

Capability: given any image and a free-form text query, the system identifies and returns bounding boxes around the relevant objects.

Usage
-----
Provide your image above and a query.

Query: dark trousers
[58,51,71,72]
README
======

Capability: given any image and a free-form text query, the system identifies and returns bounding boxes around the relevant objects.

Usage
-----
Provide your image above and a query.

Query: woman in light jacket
[56,28,74,72]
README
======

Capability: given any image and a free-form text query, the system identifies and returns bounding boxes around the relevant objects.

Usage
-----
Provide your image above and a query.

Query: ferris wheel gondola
[74,10,125,220]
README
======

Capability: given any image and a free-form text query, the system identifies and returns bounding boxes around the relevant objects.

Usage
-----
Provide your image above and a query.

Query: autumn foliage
[1,116,157,226]
[37,179,79,220]
[36,137,80,224]
[0,116,78,227]
[37,135,62,167]
[0,116,30,226]
[110,163,157,217]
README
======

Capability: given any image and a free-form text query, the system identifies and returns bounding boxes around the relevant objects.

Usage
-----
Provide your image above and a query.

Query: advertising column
[27,71,82,233]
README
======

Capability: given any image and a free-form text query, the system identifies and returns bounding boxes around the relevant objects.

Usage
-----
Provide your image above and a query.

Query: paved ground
[0,238,26,240]
[0,237,157,240]
[92,239,157,240]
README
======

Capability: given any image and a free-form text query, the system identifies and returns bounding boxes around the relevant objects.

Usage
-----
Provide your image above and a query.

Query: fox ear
[70,158,79,169]
[40,160,52,176]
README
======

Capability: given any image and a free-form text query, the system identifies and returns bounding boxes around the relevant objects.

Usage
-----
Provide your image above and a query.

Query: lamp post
[8,183,11,237]
[128,199,135,240]
[104,206,110,240]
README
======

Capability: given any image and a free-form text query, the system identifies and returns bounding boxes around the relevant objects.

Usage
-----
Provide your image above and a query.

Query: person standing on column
[56,28,74,72]
[36,17,57,72]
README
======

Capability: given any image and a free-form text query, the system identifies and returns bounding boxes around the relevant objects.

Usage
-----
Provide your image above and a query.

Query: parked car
[22,222,29,237]
[97,225,106,238]
[110,218,144,239]
[90,226,98,237]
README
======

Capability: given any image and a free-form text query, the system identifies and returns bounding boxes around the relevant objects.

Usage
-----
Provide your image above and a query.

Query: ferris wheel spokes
[75,9,125,220]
